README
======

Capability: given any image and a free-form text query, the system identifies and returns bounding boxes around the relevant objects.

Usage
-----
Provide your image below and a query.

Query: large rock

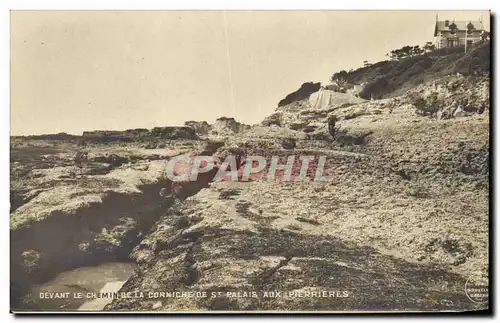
[268,89,366,132]
[261,112,283,127]
[278,82,321,107]
[88,153,129,167]
[210,117,250,137]
[185,121,212,136]
[281,138,296,149]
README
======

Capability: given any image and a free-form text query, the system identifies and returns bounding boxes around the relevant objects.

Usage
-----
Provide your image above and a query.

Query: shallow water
[24,262,136,311]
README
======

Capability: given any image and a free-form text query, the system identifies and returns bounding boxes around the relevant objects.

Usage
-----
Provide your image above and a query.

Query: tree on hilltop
[330,70,350,87]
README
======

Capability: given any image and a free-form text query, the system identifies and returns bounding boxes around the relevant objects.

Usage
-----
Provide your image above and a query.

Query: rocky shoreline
[10,49,490,312]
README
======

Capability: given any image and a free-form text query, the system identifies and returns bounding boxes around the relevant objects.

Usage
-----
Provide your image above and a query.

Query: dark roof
[434,20,485,36]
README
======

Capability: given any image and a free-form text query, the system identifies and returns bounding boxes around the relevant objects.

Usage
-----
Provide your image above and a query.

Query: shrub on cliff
[278,82,321,107]
[339,41,490,100]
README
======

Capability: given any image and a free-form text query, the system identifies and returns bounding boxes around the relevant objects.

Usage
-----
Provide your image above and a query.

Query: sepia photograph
[9,9,491,314]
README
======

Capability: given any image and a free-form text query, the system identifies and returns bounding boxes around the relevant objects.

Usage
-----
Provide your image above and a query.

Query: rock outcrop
[80,126,198,143]
[210,117,250,137]
[261,112,283,127]
[408,75,490,119]
[278,82,321,107]
[185,121,212,136]
[150,126,198,140]
[268,90,364,135]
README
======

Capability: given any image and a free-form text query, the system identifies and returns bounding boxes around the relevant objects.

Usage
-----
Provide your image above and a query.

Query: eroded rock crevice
[10,180,207,310]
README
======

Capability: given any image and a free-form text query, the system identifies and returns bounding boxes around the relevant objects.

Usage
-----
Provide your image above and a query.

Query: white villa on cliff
[434,16,486,49]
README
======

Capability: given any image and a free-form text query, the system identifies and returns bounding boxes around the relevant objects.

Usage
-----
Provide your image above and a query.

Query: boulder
[211,117,249,136]
[453,107,467,118]
[81,162,113,175]
[261,112,283,127]
[278,82,321,107]
[281,138,297,150]
[303,125,318,133]
[184,121,212,136]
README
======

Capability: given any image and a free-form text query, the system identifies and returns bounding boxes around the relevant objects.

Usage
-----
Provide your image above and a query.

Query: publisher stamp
[465,272,489,303]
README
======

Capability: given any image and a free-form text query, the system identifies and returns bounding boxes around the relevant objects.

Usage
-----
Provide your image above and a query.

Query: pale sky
[11,10,490,135]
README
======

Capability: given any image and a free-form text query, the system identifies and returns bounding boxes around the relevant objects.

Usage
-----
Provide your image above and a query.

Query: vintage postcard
[10,10,490,313]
